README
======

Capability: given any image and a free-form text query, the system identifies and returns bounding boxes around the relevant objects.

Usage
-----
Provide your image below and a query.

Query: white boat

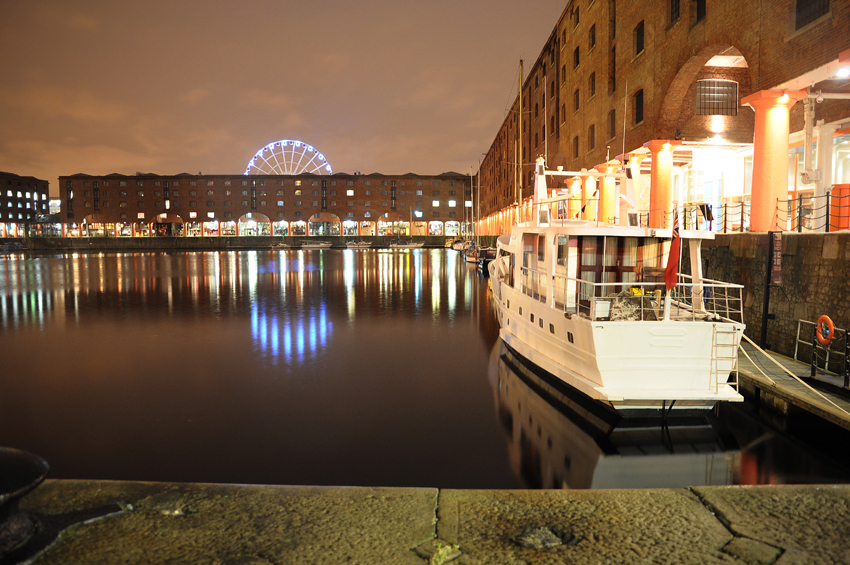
[389,240,424,249]
[488,157,745,414]
[271,242,293,250]
[301,241,333,250]
[346,241,372,249]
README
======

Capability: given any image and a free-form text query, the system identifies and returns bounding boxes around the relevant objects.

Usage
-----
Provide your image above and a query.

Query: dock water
[737,344,850,431]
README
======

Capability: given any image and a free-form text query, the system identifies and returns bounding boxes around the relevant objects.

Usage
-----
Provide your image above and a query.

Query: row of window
[84,199,461,209]
[78,179,462,188]
[4,191,46,200]
[6,201,46,209]
[94,210,458,221]
[76,188,457,198]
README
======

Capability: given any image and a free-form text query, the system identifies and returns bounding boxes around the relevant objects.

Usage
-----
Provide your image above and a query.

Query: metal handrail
[517,266,744,323]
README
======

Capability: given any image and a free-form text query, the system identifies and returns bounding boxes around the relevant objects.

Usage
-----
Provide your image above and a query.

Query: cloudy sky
[1,0,566,194]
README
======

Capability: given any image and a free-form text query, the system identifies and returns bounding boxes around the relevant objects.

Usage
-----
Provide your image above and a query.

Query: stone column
[596,161,619,225]
[569,177,582,220]
[815,121,840,232]
[742,90,806,232]
[581,171,597,221]
[644,140,677,229]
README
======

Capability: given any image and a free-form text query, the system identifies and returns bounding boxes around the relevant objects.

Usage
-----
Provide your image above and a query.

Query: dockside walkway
[12,480,850,564]
[737,344,850,431]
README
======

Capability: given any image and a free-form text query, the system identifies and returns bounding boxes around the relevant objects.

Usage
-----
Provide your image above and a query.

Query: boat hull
[492,279,744,412]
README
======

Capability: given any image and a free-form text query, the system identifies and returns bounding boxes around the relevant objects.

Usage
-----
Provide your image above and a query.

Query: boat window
[623,238,638,267]
[581,237,597,266]
[537,235,546,262]
[603,236,618,267]
[580,271,596,301]
[603,271,618,295]
[556,236,569,266]
[642,238,660,268]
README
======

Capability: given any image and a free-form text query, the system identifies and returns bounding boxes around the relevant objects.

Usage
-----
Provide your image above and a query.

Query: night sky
[1,0,566,194]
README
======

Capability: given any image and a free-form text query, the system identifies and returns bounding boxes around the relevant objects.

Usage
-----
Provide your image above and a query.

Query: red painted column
[742,90,806,232]
[645,140,678,229]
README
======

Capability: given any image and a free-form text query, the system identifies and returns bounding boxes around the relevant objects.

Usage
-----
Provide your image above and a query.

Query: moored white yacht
[301,241,333,250]
[346,240,372,249]
[389,240,424,249]
[488,158,745,414]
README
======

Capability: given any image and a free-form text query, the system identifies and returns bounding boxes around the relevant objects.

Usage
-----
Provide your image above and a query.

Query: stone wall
[695,232,850,361]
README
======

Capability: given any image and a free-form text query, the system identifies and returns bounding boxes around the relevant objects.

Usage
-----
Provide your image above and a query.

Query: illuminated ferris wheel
[244,139,333,175]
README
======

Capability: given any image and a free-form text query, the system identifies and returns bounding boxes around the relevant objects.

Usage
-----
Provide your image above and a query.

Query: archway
[238,212,271,236]
[656,44,754,142]
[151,212,185,237]
[307,212,340,236]
[377,211,407,236]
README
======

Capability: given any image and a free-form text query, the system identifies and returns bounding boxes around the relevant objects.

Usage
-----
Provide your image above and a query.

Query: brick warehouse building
[0,171,50,237]
[479,0,850,234]
[58,172,472,238]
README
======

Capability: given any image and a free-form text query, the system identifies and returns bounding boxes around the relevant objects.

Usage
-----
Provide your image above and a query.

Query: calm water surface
[1,249,849,488]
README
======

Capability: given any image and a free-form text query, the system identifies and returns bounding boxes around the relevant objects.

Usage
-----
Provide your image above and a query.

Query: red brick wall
[480,0,850,220]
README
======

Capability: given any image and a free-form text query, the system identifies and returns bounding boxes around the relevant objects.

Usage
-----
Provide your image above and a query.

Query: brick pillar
[742,90,805,232]
[645,140,678,229]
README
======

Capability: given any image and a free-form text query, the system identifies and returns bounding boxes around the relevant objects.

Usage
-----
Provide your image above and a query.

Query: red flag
[664,208,680,291]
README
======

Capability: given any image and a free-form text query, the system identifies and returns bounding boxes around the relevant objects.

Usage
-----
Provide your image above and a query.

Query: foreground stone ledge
[14,480,850,564]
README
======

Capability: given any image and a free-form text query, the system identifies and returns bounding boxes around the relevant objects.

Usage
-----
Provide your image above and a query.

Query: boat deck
[737,344,850,430]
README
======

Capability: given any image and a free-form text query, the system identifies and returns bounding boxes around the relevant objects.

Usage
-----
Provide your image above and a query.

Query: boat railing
[518,267,744,323]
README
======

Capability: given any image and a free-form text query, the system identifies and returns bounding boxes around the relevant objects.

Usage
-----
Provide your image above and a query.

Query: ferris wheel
[244,139,333,175]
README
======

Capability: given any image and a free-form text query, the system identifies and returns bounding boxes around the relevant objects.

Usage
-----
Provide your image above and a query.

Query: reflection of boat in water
[301,241,333,250]
[389,240,424,249]
[488,340,739,489]
[488,157,746,414]
[346,241,372,249]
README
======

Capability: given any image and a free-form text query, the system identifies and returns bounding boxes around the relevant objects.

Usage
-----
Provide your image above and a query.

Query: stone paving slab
[437,488,735,564]
[692,485,850,565]
[20,480,437,565]
[10,481,850,564]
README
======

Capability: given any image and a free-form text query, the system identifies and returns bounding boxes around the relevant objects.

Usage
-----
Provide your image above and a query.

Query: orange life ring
[816,315,834,346]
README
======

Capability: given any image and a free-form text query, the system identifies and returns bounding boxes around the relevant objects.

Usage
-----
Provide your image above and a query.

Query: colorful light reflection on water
[1,249,848,489]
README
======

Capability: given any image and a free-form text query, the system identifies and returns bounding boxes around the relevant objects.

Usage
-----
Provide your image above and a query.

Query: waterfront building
[58,172,472,238]
[479,0,850,234]
[0,171,51,237]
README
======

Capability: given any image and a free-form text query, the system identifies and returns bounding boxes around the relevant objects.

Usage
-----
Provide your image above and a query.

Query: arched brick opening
[656,44,755,143]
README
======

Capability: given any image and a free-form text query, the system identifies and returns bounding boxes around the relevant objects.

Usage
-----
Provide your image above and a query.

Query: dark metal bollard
[0,448,49,557]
